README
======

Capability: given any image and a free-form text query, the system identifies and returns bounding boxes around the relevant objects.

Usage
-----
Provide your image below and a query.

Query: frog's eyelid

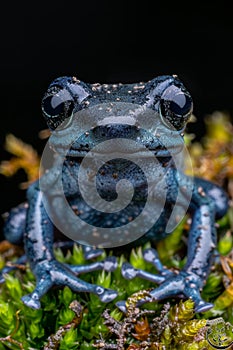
[144,77,190,113]
[67,83,90,103]
[144,77,175,108]
[49,76,92,102]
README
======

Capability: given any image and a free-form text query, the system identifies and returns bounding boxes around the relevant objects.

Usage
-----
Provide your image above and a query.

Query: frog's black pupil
[170,94,192,117]
[43,96,65,117]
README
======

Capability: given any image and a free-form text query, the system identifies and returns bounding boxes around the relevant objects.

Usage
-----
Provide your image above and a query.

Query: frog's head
[41,75,193,157]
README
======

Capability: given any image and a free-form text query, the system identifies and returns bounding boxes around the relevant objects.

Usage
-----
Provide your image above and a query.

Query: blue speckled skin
[2,75,228,312]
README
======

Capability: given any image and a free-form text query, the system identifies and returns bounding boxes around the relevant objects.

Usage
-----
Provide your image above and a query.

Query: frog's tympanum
[1,75,228,312]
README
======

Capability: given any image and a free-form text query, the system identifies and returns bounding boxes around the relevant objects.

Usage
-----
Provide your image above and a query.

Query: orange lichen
[0,134,41,188]
[132,317,151,341]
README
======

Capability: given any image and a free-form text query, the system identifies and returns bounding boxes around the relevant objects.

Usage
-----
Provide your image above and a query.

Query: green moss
[0,238,232,349]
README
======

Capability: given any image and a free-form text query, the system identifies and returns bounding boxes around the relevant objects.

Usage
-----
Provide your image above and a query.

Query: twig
[43,300,83,350]
[0,310,24,349]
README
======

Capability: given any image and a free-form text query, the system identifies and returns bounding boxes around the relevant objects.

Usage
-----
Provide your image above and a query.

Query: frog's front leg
[22,182,117,309]
[120,171,228,313]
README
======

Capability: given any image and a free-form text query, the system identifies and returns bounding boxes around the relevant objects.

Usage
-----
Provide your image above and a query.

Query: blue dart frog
[1,75,228,312]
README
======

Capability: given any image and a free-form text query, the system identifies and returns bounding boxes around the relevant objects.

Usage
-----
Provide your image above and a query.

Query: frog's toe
[115,300,127,313]
[143,248,159,263]
[121,262,138,279]
[116,297,152,313]
[95,286,118,303]
[194,301,214,313]
[83,246,104,260]
[121,262,165,284]
[143,248,174,277]
[103,256,117,272]
[21,293,41,309]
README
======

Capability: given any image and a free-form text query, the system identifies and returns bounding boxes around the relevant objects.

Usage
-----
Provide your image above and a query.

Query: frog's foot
[144,272,213,313]
[119,270,213,313]
[21,260,117,309]
[121,248,213,313]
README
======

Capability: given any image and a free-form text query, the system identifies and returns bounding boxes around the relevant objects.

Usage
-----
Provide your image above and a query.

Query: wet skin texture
[2,75,228,312]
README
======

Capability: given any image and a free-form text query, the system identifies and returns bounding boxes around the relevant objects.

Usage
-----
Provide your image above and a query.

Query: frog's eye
[159,85,193,130]
[42,85,75,130]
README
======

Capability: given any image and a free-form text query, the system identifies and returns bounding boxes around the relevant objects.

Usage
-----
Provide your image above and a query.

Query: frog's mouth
[66,144,177,158]
[53,123,184,158]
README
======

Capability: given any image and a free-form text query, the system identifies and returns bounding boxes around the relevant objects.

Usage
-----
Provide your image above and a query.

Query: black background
[0,1,233,231]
